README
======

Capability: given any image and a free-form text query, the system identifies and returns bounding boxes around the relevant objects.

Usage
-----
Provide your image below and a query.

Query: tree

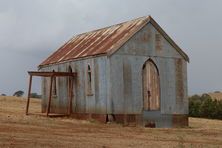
[189,100,201,117]
[189,93,222,120]
[13,90,24,97]
[30,93,42,99]
[216,101,222,119]
[199,98,213,118]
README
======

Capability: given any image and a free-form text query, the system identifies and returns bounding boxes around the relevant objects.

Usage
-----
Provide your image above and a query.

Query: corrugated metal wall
[40,56,108,114]
[108,23,188,116]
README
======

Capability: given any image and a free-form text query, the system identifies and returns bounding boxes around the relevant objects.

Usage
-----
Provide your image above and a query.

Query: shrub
[13,90,24,97]
[30,93,42,99]
[189,94,222,120]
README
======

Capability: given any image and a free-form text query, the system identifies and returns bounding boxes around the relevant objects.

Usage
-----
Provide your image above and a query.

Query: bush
[189,100,201,117]
[30,93,42,99]
[13,90,24,97]
[189,94,222,120]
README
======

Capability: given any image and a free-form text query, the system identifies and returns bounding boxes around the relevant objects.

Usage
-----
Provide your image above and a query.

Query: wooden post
[68,78,71,115]
[26,75,33,115]
[46,76,53,116]
[68,76,73,115]
[71,77,74,113]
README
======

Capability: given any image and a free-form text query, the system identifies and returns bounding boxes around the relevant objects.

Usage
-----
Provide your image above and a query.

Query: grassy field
[208,92,222,101]
[0,96,222,148]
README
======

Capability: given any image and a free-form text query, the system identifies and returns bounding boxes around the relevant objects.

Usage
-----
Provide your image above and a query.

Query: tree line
[1,90,41,99]
[189,94,222,119]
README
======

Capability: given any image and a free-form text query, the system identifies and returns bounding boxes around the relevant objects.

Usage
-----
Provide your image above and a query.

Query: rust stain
[40,16,151,67]
[172,114,188,127]
[175,59,184,103]
[155,33,162,54]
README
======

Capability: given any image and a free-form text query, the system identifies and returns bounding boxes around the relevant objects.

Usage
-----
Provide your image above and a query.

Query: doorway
[142,60,160,111]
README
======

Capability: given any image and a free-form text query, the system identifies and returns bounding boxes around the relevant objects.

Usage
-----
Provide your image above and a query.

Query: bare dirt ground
[1,96,222,148]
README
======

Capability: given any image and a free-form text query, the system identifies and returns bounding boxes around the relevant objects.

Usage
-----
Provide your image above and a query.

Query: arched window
[87,64,92,95]
[68,66,73,73]
[52,70,57,96]
[68,66,73,96]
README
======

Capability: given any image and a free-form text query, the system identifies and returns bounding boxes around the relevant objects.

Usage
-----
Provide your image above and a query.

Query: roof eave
[38,53,107,69]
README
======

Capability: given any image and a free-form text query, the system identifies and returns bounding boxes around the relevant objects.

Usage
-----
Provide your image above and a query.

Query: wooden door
[143,60,160,110]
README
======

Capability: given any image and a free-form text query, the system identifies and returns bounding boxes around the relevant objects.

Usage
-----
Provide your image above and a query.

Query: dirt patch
[1,96,222,147]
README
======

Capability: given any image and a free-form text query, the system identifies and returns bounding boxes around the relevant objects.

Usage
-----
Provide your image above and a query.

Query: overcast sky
[0,0,222,95]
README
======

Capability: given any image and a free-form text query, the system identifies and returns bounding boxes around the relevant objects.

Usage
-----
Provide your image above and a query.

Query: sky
[0,0,222,96]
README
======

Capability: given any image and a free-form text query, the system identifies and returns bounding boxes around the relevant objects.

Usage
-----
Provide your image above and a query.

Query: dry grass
[208,92,222,101]
[1,96,222,148]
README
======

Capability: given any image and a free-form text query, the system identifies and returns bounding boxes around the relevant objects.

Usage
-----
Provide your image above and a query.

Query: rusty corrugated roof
[40,16,150,67]
[39,16,189,67]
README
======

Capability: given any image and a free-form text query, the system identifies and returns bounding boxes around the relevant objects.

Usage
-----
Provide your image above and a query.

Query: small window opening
[87,65,93,95]
[52,70,57,97]
[68,66,73,96]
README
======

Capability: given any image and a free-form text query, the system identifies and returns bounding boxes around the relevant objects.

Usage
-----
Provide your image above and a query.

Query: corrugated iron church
[38,16,189,128]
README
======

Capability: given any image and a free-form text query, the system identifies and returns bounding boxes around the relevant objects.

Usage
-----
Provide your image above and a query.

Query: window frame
[86,64,93,96]
[52,70,57,98]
